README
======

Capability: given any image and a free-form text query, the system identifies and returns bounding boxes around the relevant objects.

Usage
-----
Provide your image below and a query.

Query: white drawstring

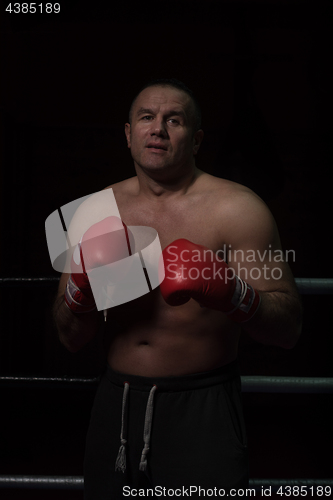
[115,382,129,472]
[139,385,157,472]
[115,382,158,473]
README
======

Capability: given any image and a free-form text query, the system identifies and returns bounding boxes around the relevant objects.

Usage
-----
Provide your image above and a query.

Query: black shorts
[84,360,248,499]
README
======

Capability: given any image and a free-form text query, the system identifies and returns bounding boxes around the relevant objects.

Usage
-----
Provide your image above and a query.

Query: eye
[168,119,179,124]
[142,115,153,120]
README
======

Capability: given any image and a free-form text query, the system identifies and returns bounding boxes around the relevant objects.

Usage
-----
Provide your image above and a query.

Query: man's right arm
[53,214,132,352]
[53,272,102,352]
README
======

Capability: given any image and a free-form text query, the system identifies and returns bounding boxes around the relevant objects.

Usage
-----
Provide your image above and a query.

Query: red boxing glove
[160,239,261,323]
[65,216,132,313]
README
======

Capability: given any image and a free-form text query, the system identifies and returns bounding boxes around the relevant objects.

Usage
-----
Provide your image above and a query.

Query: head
[125,79,204,179]
[128,79,202,134]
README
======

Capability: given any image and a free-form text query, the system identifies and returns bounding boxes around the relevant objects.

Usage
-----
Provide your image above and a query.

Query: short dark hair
[128,78,202,132]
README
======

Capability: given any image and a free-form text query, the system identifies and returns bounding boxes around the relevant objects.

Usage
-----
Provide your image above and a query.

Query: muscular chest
[116,195,225,254]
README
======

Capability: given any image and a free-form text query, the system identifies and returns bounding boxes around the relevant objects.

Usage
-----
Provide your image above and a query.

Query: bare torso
[104,172,243,377]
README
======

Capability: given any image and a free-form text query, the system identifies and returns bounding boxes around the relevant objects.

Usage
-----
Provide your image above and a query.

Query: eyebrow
[136,107,187,120]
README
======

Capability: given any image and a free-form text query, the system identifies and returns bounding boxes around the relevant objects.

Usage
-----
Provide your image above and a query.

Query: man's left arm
[227,195,302,349]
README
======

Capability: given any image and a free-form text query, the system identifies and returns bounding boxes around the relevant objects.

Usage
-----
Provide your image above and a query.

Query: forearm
[53,295,102,352]
[241,290,302,349]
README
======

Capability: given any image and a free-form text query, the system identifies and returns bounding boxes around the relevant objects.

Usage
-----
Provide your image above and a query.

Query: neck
[135,164,202,199]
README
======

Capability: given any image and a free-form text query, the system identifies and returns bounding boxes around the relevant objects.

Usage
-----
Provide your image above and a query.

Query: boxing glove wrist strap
[64,275,97,314]
[226,275,261,323]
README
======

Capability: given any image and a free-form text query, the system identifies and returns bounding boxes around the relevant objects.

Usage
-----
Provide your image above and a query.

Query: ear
[125,123,131,148]
[193,129,204,155]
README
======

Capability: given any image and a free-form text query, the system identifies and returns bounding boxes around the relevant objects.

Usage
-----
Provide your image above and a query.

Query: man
[53,79,302,498]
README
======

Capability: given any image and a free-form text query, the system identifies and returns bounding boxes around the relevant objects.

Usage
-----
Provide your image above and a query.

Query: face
[125,86,203,178]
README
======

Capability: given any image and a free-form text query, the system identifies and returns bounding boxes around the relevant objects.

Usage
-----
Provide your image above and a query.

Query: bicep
[56,272,70,300]
[226,197,298,296]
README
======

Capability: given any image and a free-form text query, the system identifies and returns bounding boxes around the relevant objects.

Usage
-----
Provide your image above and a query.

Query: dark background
[0,0,332,498]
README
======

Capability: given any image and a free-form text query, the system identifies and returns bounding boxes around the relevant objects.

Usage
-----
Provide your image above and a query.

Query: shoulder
[200,173,278,243]
[103,176,138,197]
[199,173,267,213]
[66,178,135,246]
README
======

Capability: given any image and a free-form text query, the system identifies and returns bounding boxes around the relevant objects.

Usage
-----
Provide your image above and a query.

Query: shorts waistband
[104,359,240,392]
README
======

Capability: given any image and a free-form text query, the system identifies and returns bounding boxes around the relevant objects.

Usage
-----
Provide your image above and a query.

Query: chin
[138,160,171,173]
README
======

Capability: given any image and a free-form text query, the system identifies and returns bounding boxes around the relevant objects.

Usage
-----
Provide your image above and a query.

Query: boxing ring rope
[0,475,332,491]
[1,276,332,490]
[1,374,333,393]
[1,276,333,293]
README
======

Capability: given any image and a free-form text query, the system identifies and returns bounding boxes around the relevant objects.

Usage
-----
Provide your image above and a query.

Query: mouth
[146,144,167,151]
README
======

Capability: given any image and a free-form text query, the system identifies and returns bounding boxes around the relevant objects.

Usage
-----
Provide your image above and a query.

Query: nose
[151,118,168,138]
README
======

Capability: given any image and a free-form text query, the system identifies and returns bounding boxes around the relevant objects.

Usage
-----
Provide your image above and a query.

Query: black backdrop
[1,1,332,498]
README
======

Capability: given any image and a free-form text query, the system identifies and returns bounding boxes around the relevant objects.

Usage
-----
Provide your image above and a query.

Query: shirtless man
[53,79,302,499]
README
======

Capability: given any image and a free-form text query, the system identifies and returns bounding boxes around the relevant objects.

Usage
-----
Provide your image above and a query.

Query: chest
[116,195,225,253]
